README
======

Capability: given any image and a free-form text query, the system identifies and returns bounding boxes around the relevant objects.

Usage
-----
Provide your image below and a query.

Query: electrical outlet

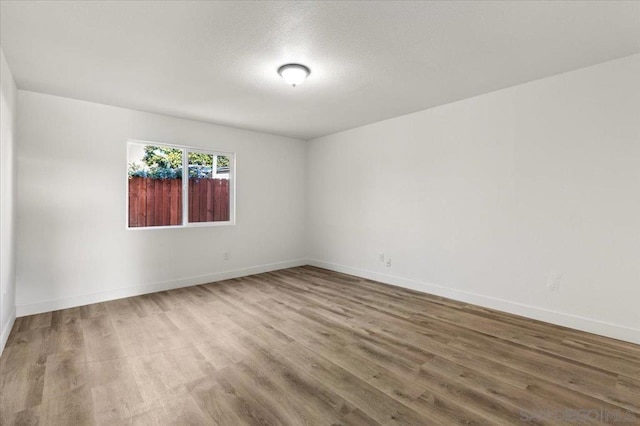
[378,252,385,263]
[224,251,231,261]
[386,258,392,267]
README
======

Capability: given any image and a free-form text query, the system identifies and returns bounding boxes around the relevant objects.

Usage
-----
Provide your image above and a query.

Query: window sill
[126,221,235,230]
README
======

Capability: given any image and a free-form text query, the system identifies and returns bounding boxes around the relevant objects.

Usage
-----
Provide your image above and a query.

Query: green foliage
[143,146,184,169]
[128,146,230,179]
[128,162,182,179]
[217,155,230,168]
[188,152,213,166]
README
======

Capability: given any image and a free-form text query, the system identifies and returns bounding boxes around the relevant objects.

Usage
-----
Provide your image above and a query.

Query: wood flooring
[1,266,639,425]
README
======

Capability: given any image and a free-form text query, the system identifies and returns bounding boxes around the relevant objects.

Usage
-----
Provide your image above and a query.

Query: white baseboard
[13,257,640,346]
[307,259,640,345]
[1,307,16,355]
[16,259,307,317]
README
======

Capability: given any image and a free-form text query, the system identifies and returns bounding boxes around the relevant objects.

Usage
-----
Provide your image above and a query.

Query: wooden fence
[128,177,229,227]
[188,178,230,223]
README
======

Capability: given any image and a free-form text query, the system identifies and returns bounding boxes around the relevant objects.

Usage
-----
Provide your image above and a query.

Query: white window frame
[126,139,236,230]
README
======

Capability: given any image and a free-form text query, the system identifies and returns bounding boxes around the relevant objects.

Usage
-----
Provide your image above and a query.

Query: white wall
[1,48,18,353]
[16,91,306,315]
[307,54,640,344]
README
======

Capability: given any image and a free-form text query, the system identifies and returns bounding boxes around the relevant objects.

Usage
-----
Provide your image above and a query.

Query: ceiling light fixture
[278,63,311,87]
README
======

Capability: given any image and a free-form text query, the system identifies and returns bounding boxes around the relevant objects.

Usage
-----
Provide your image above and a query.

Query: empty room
[1,1,639,425]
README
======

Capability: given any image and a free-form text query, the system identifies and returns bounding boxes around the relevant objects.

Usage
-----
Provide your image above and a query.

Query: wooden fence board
[154,181,162,226]
[199,179,207,221]
[170,179,180,225]
[146,179,155,226]
[129,177,228,227]
[206,179,213,222]
[139,178,147,226]
[129,178,138,226]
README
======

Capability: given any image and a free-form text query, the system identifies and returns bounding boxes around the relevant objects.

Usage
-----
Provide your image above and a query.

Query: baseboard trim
[14,258,640,345]
[307,259,640,345]
[1,307,16,355]
[16,259,307,317]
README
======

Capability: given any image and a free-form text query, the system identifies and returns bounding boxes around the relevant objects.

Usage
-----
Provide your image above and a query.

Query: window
[127,141,234,228]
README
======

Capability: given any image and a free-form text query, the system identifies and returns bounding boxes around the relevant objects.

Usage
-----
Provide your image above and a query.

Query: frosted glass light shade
[278,64,310,87]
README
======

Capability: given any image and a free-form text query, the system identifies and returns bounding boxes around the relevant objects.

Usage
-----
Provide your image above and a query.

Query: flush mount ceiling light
[277,63,311,87]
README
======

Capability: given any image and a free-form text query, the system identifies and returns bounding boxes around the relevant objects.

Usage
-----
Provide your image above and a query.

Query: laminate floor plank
[419,356,592,426]
[274,319,426,404]
[409,306,640,377]
[277,341,429,426]
[187,376,254,426]
[339,408,382,426]
[232,347,353,425]
[1,266,638,425]
[465,304,640,357]
[39,351,94,426]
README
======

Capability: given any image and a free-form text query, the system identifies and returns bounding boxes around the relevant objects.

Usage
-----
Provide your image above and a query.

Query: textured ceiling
[1,1,639,140]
